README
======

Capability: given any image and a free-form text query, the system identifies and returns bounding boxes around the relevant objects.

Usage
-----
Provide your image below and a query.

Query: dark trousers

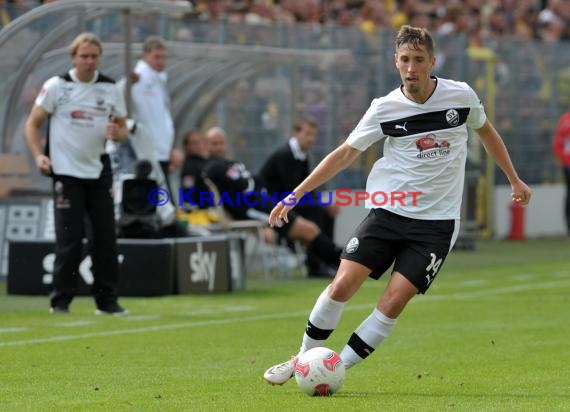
[562,166,570,235]
[297,205,336,275]
[51,158,119,308]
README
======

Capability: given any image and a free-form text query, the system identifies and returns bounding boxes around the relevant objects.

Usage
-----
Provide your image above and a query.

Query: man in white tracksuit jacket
[130,36,176,194]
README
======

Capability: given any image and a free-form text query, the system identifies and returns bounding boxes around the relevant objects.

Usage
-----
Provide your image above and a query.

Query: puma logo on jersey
[395,122,408,132]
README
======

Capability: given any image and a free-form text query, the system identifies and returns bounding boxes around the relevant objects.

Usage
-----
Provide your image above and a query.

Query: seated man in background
[203,126,341,274]
[258,116,340,277]
[180,129,210,210]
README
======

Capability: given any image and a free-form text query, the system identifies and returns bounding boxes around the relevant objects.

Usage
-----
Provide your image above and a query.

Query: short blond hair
[143,35,166,54]
[68,32,103,57]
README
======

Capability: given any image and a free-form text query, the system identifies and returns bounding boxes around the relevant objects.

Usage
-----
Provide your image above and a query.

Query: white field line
[0,327,28,334]
[57,320,94,328]
[1,279,569,348]
[123,315,161,321]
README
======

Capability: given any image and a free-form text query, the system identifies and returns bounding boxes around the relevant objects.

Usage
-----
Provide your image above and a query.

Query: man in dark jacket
[258,116,340,277]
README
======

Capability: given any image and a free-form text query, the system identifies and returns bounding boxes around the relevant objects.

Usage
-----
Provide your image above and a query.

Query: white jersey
[130,60,175,162]
[346,77,486,220]
[36,70,127,179]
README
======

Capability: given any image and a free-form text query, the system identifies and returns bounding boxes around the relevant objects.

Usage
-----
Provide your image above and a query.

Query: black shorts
[340,208,459,294]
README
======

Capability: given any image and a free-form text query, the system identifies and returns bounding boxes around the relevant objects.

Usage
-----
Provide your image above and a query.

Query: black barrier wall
[8,235,245,296]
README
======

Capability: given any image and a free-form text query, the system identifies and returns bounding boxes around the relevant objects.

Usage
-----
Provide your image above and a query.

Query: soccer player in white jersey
[25,32,129,315]
[263,25,532,385]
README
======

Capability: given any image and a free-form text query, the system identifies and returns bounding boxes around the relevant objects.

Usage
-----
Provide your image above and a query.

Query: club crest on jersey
[226,166,240,180]
[445,109,459,126]
[93,88,108,111]
[226,163,250,180]
[57,86,73,105]
[415,133,450,159]
[345,237,359,253]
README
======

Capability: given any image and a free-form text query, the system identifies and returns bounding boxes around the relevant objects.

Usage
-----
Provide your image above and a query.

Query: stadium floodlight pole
[124,7,133,117]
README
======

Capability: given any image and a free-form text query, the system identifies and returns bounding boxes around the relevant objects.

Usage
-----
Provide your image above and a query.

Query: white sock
[298,285,345,355]
[340,308,397,369]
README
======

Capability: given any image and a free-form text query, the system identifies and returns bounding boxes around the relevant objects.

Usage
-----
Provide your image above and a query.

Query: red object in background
[508,202,526,240]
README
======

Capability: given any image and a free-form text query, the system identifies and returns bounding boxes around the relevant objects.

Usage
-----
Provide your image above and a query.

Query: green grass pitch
[1,237,569,411]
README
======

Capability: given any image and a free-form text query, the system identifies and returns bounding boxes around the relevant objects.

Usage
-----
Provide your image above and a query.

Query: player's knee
[301,219,320,236]
[327,280,351,302]
[290,218,320,242]
[328,271,359,302]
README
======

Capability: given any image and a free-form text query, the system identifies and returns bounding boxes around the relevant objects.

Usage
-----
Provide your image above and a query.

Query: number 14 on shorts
[425,253,442,286]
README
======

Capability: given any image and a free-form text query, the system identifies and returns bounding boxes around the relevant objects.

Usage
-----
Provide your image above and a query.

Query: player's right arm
[25,104,52,176]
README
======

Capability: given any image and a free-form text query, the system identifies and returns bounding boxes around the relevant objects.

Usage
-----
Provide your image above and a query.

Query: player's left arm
[475,119,531,205]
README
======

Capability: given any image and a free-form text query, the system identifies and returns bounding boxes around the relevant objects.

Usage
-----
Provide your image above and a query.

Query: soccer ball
[294,347,345,396]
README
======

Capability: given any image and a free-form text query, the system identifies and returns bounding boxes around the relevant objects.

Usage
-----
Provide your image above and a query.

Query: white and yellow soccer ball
[294,347,345,396]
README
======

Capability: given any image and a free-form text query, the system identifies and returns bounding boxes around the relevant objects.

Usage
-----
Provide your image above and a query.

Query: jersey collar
[399,76,438,104]
[289,137,307,161]
[69,69,99,84]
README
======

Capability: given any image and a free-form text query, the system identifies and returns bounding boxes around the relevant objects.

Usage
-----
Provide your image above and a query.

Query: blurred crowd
[2,1,570,44]
[185,0,570,45]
